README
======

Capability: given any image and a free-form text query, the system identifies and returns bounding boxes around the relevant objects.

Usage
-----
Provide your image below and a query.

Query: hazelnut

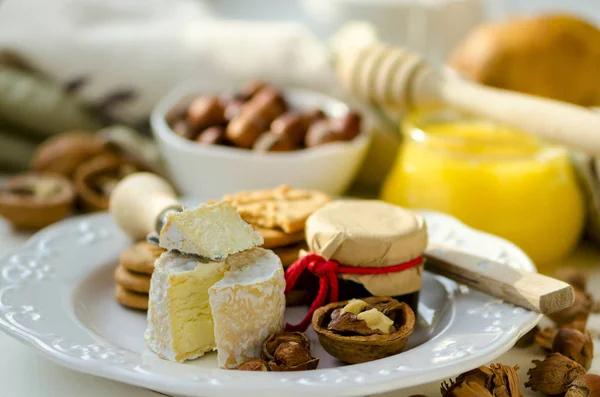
[238,80,269,101]
[300,108,326,129]
[262,332,318,371]
[172,119,195,140]
[196,126,226,145]
[273,342,312,367]
[235,359,269,371]
[525,353,586,395]
[186,96,226,130]
[226,88,287,148]
[31,132,106,178]
[252,132,295,152]
[552,328,594,370]
[535,327,557,351]
[0,173,75,229]
[566,374,600,397]
[555,267,588,291]
[549,289,593,328]
[305,119,344,147]
[330,111,362,140]
[270,112,307,145]
[515,326,538,348]
[223,99,245,121]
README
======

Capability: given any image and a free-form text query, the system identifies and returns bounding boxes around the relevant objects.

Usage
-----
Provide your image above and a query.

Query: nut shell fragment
[262,332,318,371]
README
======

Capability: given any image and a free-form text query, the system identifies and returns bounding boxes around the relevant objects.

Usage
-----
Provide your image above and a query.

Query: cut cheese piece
[145,251,227,362]
[210,248,286,368]
[145,248,285,367]
[159,200,263,260]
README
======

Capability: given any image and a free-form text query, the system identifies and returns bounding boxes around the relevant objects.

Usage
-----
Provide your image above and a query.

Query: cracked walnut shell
[0,173,75,229]
[31,132,106,178]
[73,153,143,212]
[312,296,415,364]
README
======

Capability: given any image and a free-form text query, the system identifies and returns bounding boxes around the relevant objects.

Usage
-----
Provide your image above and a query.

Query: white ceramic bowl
[151,81,371,198]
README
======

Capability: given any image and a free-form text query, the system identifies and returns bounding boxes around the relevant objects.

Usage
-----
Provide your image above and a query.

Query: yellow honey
[381,108,585,269]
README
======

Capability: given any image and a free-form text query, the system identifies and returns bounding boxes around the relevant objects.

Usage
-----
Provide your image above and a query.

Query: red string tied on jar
[284,252,423,332]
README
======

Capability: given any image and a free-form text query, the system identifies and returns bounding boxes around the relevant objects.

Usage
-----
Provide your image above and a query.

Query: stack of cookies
[114,242,166,310]
[223,185,331,267]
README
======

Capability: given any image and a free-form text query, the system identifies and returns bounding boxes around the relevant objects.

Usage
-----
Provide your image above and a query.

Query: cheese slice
[145,251,227,362]
[210,248,286,368]
[159,201,263,260]
[145,248,285,367]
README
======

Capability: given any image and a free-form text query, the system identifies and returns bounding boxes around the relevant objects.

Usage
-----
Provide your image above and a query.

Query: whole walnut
[525,353,586,395]
[31,132,106,178]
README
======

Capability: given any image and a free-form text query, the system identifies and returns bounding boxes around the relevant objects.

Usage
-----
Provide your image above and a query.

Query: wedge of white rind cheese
[209,248,286,369]
[145,251,227,362]
[159,200,263,260]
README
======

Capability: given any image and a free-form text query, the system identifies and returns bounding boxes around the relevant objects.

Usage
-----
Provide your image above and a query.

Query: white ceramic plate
[0,210,540,397]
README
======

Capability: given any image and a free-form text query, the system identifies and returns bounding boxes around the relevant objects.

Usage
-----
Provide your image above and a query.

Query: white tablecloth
[0,220,598,397]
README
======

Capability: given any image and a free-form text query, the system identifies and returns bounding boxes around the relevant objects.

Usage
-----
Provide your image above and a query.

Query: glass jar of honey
[380,108,585,270]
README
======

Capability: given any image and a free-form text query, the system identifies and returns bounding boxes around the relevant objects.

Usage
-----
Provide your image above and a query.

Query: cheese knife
[109,172,575,315]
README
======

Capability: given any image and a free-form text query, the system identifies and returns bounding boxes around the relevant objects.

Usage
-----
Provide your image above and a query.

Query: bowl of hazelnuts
[151,80,370,198]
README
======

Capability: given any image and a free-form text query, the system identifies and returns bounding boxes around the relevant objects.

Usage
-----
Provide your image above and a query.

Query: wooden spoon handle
[414,68,600,154]
[109,172,181,241]
[424,244,574,314]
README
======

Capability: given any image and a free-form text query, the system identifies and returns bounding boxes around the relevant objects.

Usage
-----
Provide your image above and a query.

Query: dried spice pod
[535,327,558,351]
[234,359,269,371]
[555,267,588,291]
[312,296,415,364]
[31,132,106,177]
[525,353,586,395]
[441,364,522,397]
[0,173,74,229]
[566,374,600,397]
[552,328,594,370]
[73,153,141,212]
[515,326,538,348]
[262,332,318,371]
[548,289,593,328]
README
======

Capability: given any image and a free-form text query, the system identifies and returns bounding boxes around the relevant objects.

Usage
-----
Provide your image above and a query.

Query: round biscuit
[114,264,151,293]
[119,241,165,275]
[273,242,308,267]
[255,226,305,249]
[115,284,148,310]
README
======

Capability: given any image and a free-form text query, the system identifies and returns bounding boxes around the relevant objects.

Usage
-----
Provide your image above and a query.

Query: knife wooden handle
[424,245,574,314]
[109,172,181,240]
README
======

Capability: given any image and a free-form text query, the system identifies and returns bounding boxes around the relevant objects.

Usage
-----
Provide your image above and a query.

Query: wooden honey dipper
[336,44,600,154]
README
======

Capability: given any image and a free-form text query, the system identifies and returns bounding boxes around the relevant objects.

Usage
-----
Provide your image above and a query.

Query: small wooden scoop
[336,44,600,155]
[109,173,575,314]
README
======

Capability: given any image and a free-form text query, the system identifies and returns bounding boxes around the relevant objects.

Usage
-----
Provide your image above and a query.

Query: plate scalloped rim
[0,210,541,397]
